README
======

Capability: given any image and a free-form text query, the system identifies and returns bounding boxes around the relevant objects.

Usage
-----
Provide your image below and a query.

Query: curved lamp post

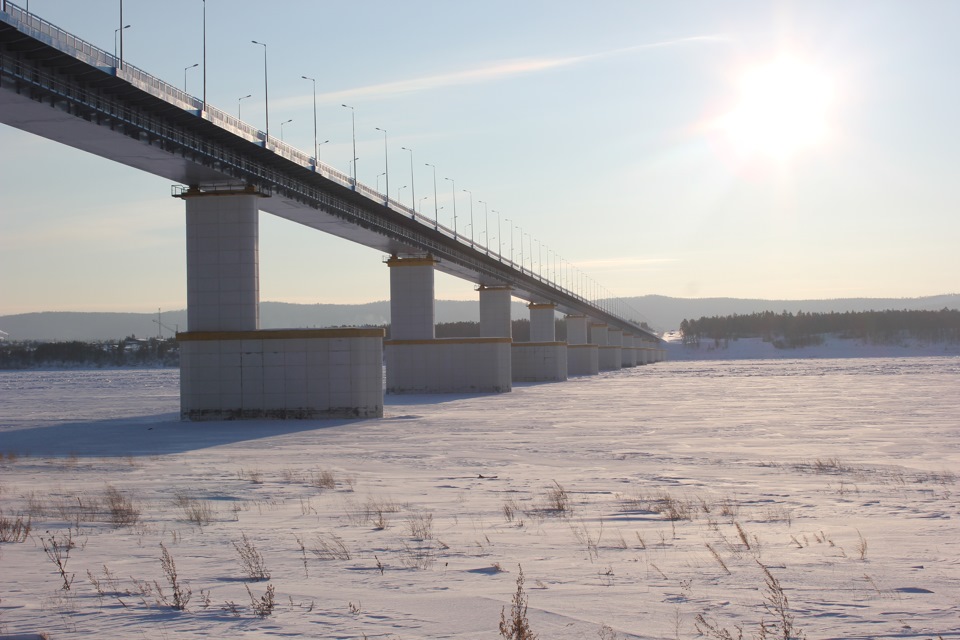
[251,40,269,143]
[342,104,356,187]
[301,75,318,169]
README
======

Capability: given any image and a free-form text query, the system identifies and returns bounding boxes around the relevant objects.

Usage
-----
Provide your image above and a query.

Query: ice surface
[0,358,958,638]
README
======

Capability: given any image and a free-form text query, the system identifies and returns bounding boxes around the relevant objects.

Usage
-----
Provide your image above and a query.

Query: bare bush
[757,562,805,639]
[407,511,434,541]
[233,532,270,581]
[42,530,75,591]
[398,540,436,570]
[543,481,570,515]
[500,564,537,639]
[104,485,141,527]
[345,495,403,528]
[158,542,191,611]
[309,469,336,490]
[0,512,31,542]
[174,491,216,527]
[246,583,275,617]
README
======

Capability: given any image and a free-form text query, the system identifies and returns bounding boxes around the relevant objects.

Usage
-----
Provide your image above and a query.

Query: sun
[719,56,834,160]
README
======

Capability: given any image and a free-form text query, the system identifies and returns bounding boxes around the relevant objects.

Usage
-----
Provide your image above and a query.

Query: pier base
[179,328,385,420]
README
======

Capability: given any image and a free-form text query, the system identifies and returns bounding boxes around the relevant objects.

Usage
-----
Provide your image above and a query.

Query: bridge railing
[1,1,652,333]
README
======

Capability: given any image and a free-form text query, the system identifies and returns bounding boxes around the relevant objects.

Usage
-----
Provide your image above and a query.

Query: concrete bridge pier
[512,302,567,382]
[479,285,513,338]
[591,322,619,371]
[607,327,624,370]
[176,186,384,420]
[622,333,637,367]
[566,315,599,375]
[385,257,511,393]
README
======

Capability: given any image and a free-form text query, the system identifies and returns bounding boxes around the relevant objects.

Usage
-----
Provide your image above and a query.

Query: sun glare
[720,56,834,160]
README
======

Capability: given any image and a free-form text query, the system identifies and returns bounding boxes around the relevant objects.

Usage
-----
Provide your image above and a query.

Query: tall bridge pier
[384,256,511,394]
[176,187,384,419]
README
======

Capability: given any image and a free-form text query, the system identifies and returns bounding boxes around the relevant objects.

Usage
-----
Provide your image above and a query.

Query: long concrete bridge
[0,2,665,420]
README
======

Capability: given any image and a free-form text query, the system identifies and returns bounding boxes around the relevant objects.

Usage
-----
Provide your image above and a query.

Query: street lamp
[462,189,474,246]
[521,231,528,273]
[535,239,541,280]
[418,196,429,215]
[301,75,318,169]
[376,172,386,194]
[280,118,293,141]
[118,1,126,70]
[114,24,130,62]
[201,0,206,109]
[401,146,415,215]
[251,40,269,143]
[504,217,512,262]
[316,139,329,163]
[237,94,252,119]
[479,200,489,255]
[183,63,198,93]
[375,127,388,205]
[398,185,407,202]
[424,163,438,228]
[444,177,457,238]
[342,104,356,187]
[495,211,502,260]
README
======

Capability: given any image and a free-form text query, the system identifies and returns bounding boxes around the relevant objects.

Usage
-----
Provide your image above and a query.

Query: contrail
[274,35,730,108]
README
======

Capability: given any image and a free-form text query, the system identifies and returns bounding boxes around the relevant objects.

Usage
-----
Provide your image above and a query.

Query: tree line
[679,309,960,348]
[0,337,179,369]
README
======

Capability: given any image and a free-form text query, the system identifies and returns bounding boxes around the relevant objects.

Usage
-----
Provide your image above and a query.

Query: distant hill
[1,295,957,341]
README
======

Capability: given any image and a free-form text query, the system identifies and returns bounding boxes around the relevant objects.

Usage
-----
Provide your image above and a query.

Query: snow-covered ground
[0,359,958,639]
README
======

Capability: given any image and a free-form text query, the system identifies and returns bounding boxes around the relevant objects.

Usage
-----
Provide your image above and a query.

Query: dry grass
[233,532,270,581]
[310,533,351,560]
[0,511,32,542]
[104,485,141,527]
[173,491,216,527]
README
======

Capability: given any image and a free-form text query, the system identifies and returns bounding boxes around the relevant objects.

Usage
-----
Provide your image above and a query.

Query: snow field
[0,358,958,638]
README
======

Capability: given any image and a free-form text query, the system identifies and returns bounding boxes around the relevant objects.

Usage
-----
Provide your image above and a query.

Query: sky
[2,0,959,315]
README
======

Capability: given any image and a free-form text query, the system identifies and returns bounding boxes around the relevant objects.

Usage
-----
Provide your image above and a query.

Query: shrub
[500,564,537,639]
[233,532,270,581]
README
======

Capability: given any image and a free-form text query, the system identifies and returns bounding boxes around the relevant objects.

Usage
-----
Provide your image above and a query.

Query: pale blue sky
[2,0,958,314]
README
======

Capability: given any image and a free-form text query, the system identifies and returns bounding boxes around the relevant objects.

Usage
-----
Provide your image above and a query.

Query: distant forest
[680,309,960,348]
[0,337,179,369]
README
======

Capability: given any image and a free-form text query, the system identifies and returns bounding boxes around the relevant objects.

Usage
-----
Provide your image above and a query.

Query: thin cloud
[277,35,729,108]
[574,257,679,270]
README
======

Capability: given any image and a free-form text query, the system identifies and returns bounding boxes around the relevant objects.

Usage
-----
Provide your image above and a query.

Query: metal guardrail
[0,1,653,334]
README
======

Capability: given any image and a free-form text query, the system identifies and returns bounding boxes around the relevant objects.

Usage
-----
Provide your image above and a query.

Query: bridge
[0,2,665,420]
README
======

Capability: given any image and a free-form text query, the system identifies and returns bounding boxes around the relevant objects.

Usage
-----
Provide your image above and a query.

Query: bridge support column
[185,191,260,331]
[513,302,566,382]
[591,322,617,371]
[176,186,384,420]
[606,328,624,370]
[479,285,513,338]
[622,333,637,367]
[529,302,556,342]
[385,258,511,393]
[566,315,598,375]
[388,256,436,340]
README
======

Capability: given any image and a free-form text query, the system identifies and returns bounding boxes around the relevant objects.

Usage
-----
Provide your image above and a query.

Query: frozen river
[1,357,957,638]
